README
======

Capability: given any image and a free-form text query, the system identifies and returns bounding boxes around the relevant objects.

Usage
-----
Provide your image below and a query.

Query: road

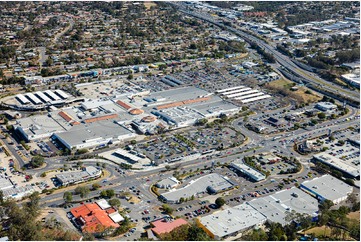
[38,47,47,68]
[169,2,360,106]
[52,18,74,44]
[0,132,27,168]
[36,115,359,208]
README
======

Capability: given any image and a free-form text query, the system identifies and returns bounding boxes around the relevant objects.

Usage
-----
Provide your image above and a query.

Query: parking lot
[133,126,243,165]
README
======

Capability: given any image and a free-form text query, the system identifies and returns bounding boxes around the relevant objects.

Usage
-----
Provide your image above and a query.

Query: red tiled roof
[84,113,118,123]
[151,218,188,235]
[70,203,119,233]
[58,111,73,122]
[156,97,211,110]
[116,100,132,110]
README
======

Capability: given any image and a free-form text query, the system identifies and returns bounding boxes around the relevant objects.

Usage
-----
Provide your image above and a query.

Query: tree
[267,222,285,241]
[92,183,101,190]
[242,228,269,241]
[187,223,212,241]
[76,148,88,155]
[195,118,208,126]
[160,223,211,241]
[75,186,90,198]
[63,191,73,203]
[215,197,226,207]
[101,189,115,198]
[82,233,95,241]
[25,192,41,217]
[165,165,171,171]
[108,198,121,207]
[127,74,133,80]
[162,204,174,214]
[318,112,326,119]
[345,178,354,186]
[319,199,334,211]
[337,140,345,146]
[30,156,45,168]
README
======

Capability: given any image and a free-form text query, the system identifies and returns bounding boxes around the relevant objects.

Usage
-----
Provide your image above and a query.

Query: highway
[169,2,360,107]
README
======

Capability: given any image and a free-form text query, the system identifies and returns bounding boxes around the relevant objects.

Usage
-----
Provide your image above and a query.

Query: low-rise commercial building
[1,185,35,200]
[150,217,188,237]
[315,102,337,112]
[248,187,319,226]
[300,174,353,204]
[156,176,180,189]
[230,160,266,182]
[341,73,360,88]
[56,166,102,186]
[312,153,359,178]
[70,201,122,234]
[0,178,14,191]
[197,203,266,240]
[160,173,235,203]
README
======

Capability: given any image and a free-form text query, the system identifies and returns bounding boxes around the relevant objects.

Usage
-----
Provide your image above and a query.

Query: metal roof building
[313,153,359,178]
[230,160,266,182]
[15,94,30,104]
[300,174,353,204]
[25,93,43,105]
[160,173,235,204]
[44,90,61,101]
[54,89,69,99]
[53,120,136,150]
[56,166,102,186]
[197,203,267,240]
[248,187,319,226]
[35,91,52,103]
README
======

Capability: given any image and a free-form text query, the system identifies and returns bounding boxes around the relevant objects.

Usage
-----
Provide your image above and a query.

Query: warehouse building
[230,160,266,182]
[300,175,353,204]
[247,187,319,226]
[197,203,267,240]
[53,120,137,150]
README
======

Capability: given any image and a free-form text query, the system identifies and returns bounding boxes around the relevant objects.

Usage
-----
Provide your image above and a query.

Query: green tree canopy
[215,197,226,207]
[30,156,45,168]
[63,191,73,203]
[75,186,90,198]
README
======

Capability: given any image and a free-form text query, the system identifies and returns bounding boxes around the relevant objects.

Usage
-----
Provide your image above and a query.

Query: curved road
[169,2,360,106]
